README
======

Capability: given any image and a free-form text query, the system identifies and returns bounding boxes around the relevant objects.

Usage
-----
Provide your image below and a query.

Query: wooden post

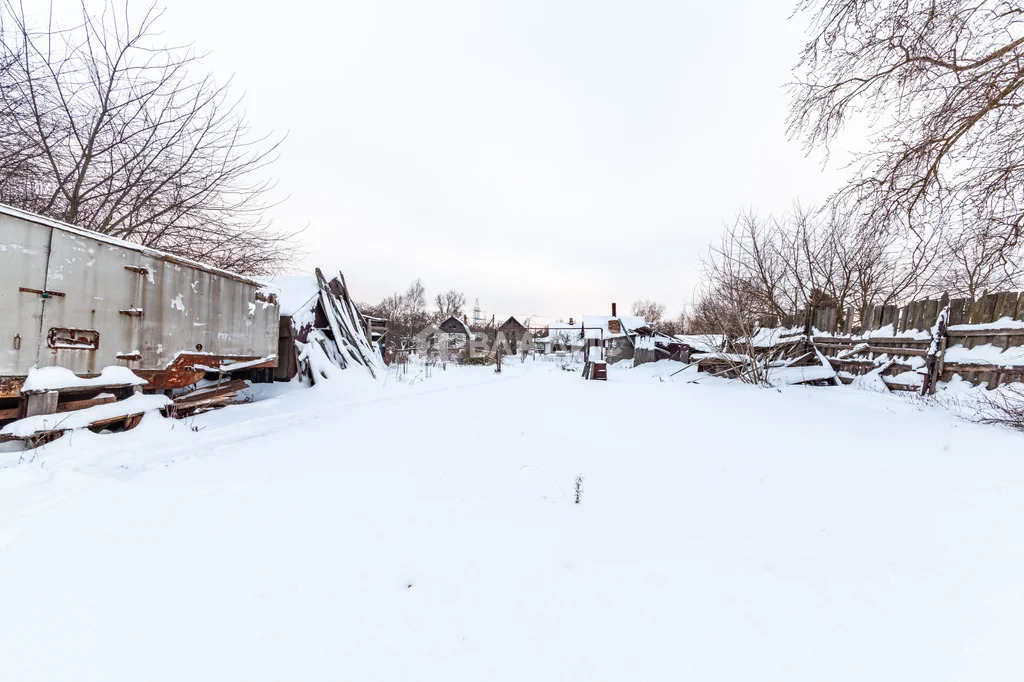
[24,391,59,418]
[922,301,949,396]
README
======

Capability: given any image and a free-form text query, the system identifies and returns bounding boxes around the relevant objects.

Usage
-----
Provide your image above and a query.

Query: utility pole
[492,314,501,373]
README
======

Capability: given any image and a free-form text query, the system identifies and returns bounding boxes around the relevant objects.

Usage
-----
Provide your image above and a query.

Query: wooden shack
[498,316,531,354]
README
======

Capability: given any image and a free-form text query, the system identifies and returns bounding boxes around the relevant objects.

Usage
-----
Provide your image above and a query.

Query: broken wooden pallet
[164,379,249,417]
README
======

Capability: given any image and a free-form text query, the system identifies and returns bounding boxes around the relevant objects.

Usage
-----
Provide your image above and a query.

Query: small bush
[978,385,1024,431]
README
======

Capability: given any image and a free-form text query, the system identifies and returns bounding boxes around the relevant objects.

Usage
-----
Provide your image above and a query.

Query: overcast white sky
[158,0,848,323]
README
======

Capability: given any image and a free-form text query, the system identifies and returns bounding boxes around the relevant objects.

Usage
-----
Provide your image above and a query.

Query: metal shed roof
[0,202,268,288]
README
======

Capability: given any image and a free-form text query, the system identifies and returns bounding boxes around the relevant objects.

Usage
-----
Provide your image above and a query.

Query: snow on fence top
[734,290,1024,391]
[762,290,1024,337]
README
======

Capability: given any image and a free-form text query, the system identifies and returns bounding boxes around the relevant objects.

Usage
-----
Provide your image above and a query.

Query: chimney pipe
[611,302,617,317]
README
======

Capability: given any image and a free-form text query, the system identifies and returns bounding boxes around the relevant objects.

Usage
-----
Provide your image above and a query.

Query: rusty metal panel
[0,212,50,382]
[1,207,280,392]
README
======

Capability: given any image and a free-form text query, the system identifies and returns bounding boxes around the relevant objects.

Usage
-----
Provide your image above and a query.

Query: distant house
[416,316,488,361]
[581,309,652,364]
[498,316,531,354]
[535,321,584,355]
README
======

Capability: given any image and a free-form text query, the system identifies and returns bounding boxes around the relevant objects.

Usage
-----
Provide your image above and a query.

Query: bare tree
[630,300,665,326]
[403,279,428,330]
[434,289,466,321]
[790,0,1024,259]
[698,204,947,334]
[658,313,686,336]
[0,0,291,274]
[937,214,1024,299]
[693,242,772,385]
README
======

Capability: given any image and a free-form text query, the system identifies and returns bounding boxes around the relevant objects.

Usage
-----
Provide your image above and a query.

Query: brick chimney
[611,302,617,316]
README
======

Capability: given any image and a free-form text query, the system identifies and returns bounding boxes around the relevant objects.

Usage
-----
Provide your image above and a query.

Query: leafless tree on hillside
[0,0,292,274]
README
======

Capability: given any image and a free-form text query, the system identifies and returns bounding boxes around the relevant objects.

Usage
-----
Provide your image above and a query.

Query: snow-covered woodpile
[268,269,383,385]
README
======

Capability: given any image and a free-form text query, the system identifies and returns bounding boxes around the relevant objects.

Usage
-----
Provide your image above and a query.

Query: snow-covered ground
[2,359,1024,681]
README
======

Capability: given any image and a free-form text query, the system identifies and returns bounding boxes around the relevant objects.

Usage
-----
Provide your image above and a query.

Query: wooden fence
[756,290,1024,391]
[773,290,1024,335]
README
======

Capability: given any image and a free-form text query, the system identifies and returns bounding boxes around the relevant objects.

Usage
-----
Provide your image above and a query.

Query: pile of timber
[298,268,381,383]
[0,375,252,447]
[0,378,162,446]
[164,379,250,418]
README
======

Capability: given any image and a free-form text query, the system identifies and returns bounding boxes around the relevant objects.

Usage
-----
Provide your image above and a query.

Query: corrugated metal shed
[0,203,280,399]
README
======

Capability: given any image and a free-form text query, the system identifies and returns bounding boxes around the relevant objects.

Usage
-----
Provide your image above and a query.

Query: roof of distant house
[439,316,473,336]
[581,315,649,339]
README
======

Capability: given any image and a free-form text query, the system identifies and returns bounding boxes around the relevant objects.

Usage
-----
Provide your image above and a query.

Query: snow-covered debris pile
[1,393,169,439]
[267,268,383,384]
[674,334,725,354]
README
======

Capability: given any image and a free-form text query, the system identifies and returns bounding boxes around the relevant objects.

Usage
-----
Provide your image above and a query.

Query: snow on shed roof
[581,315,648,339]
[674,334,725,353]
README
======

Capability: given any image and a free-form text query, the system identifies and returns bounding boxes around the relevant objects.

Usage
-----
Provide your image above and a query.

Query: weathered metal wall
[1,207,279,397]
[0,213,51,391]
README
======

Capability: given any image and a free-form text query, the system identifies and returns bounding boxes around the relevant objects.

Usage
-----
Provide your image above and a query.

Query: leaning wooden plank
[56,394,117,413]
[335,282,381,373]
[173,380,250,403]
[169,394,240,413]
[316,268,377,377]
[0,393,170,441]
[945,328,1024,338]
[858,345,930,357]
[884,381,924,392]
[315,269,356,368]
[852,336,931,345]
[192,355,277,374]
[87,412,148,430]
[943,363,1024,373]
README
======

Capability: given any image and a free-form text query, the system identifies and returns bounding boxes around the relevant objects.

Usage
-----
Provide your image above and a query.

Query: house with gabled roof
[581,304,653,364]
